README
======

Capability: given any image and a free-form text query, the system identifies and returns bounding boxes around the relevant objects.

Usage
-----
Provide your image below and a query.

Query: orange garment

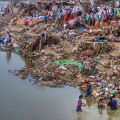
[102,22,107,27]
[29,23,33,27]
[13,18,18,23]
[94,21,98,29]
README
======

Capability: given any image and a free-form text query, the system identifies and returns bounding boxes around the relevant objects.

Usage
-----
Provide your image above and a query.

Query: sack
[92,90,99,98]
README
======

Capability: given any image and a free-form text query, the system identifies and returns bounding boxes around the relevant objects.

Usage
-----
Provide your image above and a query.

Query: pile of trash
[0,0,120,88]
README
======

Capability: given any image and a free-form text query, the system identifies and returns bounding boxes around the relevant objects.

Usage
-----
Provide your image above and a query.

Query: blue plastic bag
[98,39,105,43]
[0,38,3,43]
[79,27,84,32]
[28,75,34,82]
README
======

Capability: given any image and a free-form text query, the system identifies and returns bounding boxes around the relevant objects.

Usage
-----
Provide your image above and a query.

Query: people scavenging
[98,98,105,109]
[107,96,119,110]
[2,32,12,47]
[76,95,86,112]
[85,85,93,97]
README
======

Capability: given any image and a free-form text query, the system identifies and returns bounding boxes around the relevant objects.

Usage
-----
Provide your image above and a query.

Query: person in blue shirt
[44,14,49,23]
[113,95,119,106]
[107,97,119,110]
[85,85,93,97]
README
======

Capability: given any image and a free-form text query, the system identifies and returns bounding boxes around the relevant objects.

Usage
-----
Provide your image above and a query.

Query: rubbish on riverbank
[28,75,35,82]
[0,0,119,89]
[15,48,20,54]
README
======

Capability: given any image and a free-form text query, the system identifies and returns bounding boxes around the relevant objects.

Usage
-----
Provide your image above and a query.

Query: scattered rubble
[0,0,120,88]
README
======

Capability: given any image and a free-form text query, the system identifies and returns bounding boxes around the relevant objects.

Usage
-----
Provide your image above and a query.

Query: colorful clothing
[108,100,117,110]
[76,100,82,112]
[85,87,93,97]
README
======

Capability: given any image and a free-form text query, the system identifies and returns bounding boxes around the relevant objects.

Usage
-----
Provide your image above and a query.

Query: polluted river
[0,0,120,120]
[0,51,120,120]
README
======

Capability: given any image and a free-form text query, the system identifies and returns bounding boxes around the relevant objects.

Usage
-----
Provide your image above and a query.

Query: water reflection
[107,109,120,120]
[76,98,120,120]
[98,109,104,116]
[6,51,12,62]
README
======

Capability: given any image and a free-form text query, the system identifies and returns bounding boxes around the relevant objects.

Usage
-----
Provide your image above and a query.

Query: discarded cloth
[55,60,85,69]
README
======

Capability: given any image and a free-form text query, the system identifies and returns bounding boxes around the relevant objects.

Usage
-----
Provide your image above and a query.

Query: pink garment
[76,99,82,111]
[68,19,76,25]
[24,19,29,25]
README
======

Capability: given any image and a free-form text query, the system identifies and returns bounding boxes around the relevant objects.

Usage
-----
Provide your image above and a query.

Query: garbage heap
[1,1,120,87]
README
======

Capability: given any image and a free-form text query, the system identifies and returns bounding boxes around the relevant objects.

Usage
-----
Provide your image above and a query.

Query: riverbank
[0,1,120,89]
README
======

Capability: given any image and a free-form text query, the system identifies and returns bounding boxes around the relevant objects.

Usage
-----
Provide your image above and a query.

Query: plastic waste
[96,77,101,81]
[0,38,3,43]
[98,39,105,43]
[13,43,19,48]
[89,75,95,78]
[28,75,34,82]
[59,65,67,70]
[39,77,43,81]
[69,30,76,35]
[55,60,85,69]
[15,49,20,54]
[79,27,84,32]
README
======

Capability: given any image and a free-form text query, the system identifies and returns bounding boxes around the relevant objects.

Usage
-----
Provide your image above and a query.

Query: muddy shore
[0,1,120,88]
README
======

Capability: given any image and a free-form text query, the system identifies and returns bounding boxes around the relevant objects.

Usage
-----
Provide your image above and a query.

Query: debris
[0,0,120,88]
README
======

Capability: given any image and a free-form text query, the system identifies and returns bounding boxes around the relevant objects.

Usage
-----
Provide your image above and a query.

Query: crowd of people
[77,83,120,112]
[1,1,120,30]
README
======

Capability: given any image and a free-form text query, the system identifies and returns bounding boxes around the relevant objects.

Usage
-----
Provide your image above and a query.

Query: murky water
[0,52,120,120]
[76,98,120,120]
[0,51,80,120]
